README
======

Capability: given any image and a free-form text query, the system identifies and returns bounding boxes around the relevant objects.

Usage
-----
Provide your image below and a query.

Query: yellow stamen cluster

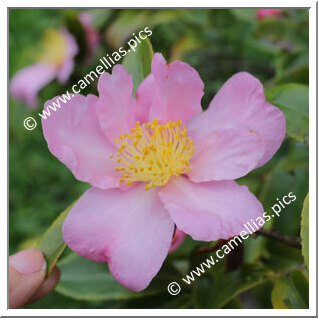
[110,119,195,190]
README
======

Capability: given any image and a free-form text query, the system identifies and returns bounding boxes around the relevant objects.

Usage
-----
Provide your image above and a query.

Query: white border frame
[3,1,316,316]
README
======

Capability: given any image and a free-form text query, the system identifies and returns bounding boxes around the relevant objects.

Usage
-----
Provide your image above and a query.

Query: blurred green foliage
[9,8,309,309]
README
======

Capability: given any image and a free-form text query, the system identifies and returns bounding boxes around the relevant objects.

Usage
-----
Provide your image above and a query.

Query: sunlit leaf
[37,202,75,275]
[56,252,182,301]
[300,194,309,268]
[266,84,309,142]
[271,270,309,309]
[122,37,153,95]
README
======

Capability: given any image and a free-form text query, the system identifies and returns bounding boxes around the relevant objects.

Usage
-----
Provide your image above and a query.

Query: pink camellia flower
[169,228,187,253]
[79,12,100,62]
[42,53,286,291]
[10,29,78,108]
[256,9,283,20]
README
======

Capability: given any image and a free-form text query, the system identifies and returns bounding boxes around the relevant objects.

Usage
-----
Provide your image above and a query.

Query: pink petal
[169,228,186,253]
[63,185,174,291]
[42,94,120,189]
[159,176,264,241]
[97,65,137,143]
[188,72,286,168]
[188,126,266,182]
[10,63,57,108]
[136,53,204,124]
[56,30,78,83]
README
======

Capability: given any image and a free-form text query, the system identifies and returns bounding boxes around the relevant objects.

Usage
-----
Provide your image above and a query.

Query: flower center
[110,119,195,190]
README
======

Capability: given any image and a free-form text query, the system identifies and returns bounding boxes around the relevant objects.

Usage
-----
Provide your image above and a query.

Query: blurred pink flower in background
[256,9,283,20]
[10,29,78,108]
[42,53,286,291]
[79,12,100,62]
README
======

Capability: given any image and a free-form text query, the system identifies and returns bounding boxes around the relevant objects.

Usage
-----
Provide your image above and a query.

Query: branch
[257,228,301,249]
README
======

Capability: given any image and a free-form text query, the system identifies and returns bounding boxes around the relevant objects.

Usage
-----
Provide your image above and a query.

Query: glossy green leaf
[264,241,303,273]
[37,202,75,275]
[56,252,181,301]
[193,263,275,308]
[281,141,309,171]
[266,84,309,142]
[300,194,309,268]
[122,37,153,95]
[259,162,308,237]
[271,270,309,309]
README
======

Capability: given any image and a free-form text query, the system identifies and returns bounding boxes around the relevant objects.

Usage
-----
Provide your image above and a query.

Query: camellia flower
[79,12,100,62]
[42,53,286,291]
[10,29,78,108]
[169,228,187,253]
[256,9,283,20]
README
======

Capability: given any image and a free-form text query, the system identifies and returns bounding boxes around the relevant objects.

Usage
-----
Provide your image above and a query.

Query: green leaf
[271,270,309,309]
[193,263,274,308]
[231,9,257,23]
[221,297,243,309]
[300,193,309,268]
[88,9,114,30]
[64,12,87,61]
[259,158,308,237]
[107,10,151,47]
[122,37,153,95]
[107,10,177,47]
[266,84,309,142]
[56,252,181,301]
[37,202,75,275]
[264,241,303,273]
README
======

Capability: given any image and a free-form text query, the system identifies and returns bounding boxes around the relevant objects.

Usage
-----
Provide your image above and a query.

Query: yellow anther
[110,119,195,190]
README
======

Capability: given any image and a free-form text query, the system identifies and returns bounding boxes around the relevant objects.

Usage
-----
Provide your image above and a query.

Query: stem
[195,229,301,255]
[195,241,226,254]
[257,228,301,249]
